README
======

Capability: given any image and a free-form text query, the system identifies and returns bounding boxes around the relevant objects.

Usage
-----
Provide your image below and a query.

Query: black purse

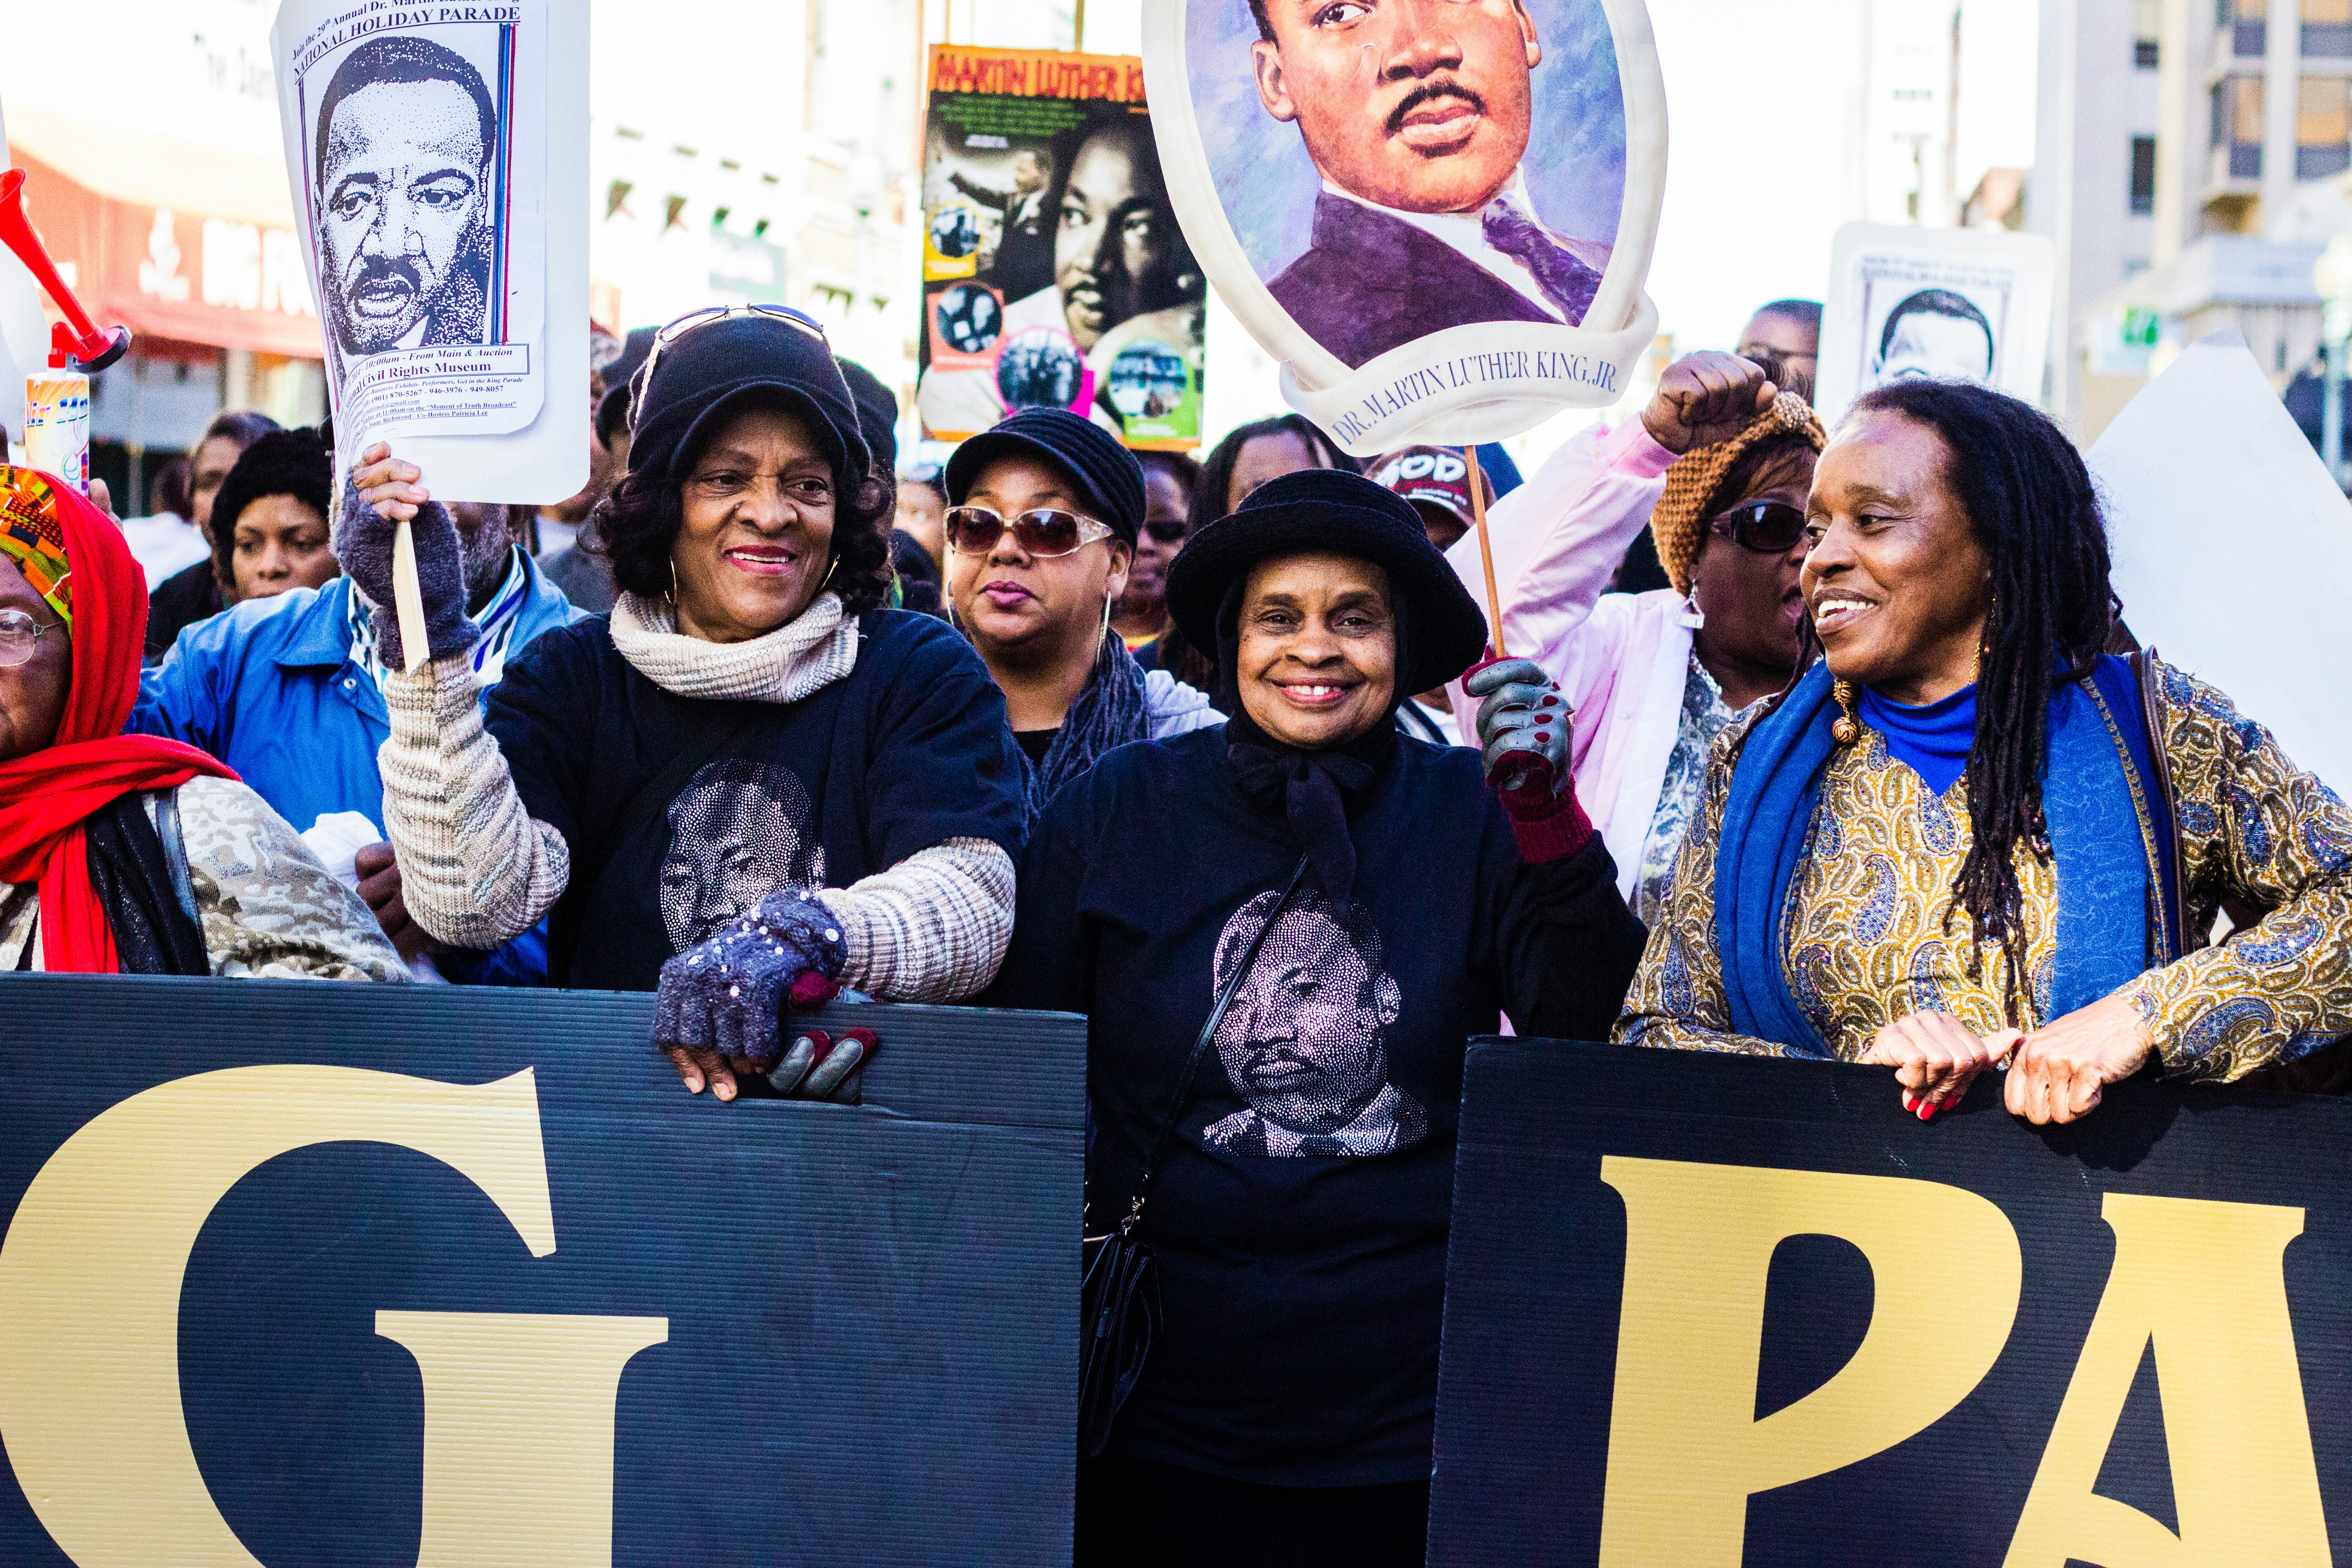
[1078,855,1310,1456]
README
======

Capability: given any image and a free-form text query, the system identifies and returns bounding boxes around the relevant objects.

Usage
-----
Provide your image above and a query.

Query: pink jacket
[1441,420,1686,899]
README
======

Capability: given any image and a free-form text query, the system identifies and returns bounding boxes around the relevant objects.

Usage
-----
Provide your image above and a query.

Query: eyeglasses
[1142,519,1187,545]
[637,304,831,395]
[0,607,56,669]
[945,505,1114,559]
[1707,499,1808,555]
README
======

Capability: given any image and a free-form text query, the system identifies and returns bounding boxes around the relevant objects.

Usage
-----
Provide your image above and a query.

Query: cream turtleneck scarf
[606,589,860,703]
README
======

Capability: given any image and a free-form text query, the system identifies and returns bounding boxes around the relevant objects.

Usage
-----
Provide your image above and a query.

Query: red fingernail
[844,1026,878,1051]
[795,1029,832,1056]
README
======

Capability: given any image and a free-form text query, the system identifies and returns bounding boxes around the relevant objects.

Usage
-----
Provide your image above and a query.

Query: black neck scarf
[1214,578,1412,902]
[83,793,208,976]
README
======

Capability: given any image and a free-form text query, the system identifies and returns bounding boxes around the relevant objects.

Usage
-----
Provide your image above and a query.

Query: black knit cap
[944,407,1146,545]
[210,426,333,583]
[1165,465,1489,697]
[628,311,870,494]
[835,354,898,474]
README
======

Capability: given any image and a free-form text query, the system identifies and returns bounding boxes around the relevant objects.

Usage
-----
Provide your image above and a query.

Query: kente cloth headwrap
[1711,657,2179,1050]
[1650,391,1827,595]
[0,469,75,627]
[0,466,236,973]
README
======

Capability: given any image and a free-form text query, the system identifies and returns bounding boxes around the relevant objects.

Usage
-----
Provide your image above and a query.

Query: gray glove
[1465,657,1571,796]
[769,1025,878,1104]
[652,891,848,1072]
[333,478,480,668]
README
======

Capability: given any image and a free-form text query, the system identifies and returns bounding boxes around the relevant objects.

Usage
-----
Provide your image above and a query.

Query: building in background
[2039,0,2352,441]
[2031,0,2164,431]
[0,0,326,510]
[1862,0,1965,227]
[589,0,1091,460]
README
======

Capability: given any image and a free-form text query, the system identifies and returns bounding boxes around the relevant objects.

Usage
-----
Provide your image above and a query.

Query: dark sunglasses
[1141,519,1187,544]
[1707,499,1808,554]
[945,505,1113,559]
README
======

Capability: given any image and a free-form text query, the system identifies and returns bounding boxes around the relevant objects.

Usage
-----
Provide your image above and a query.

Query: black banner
[1431,1039,2352,1567]
[0,975,1083,1567]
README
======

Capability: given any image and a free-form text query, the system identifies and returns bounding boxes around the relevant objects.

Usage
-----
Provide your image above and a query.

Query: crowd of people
[5,291,2349,1564]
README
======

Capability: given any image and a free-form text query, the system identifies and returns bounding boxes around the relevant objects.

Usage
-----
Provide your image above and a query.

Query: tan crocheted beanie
[1650,391,1828,594]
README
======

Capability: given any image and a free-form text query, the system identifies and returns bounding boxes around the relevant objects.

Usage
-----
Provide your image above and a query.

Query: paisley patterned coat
[1617,657,2352,1083]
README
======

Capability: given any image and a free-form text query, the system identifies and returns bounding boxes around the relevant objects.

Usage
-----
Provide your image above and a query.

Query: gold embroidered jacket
[1616,658,2352,1081]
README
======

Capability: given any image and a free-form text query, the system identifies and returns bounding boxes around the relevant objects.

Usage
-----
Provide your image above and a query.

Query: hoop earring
[668,557,680,603]
[821,553,841,593]
[1101,587,1115,639]
[1831,678,1860,745]
[1676,582,1705,630]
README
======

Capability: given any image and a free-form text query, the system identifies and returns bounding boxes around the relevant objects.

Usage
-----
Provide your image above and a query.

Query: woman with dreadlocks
[1618,380,2352,1126]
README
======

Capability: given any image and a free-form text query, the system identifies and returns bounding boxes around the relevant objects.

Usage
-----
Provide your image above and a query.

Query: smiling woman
[1620,380,2352,1131]
[984,466,1646,1563]
[353,309,1031,1104]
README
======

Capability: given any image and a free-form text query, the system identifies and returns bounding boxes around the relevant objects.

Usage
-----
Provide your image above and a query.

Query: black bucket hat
[1165,465,1489,697]
[628,309,871,495]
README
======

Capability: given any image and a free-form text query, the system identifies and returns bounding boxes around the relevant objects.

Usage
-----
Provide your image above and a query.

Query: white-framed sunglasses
[635,304,832,401]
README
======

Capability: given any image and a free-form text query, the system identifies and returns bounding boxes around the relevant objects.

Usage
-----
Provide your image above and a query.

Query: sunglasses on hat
[638,303,831,393]
[1707,499,1808,555]
[945,505,1114,559]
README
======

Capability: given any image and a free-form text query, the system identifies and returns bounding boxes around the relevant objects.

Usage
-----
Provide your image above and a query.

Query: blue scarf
[1714,657,2176,1053]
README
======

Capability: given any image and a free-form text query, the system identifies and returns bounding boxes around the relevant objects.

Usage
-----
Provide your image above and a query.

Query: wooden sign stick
[1463,445,1506,658]
[391,517,431,676]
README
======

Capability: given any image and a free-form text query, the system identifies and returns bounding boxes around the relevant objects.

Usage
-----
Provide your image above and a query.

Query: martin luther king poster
[916,46,1207,450]
[1143,0,1665,455]
[271,0,590,506]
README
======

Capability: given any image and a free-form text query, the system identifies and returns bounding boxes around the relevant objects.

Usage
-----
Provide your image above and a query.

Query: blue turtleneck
[1857,681,1976,795]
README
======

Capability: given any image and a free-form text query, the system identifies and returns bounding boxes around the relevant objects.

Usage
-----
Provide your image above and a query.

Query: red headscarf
[0,468,235,972]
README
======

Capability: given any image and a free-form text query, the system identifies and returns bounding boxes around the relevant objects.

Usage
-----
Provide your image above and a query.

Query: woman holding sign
[1619,382,2352,1125]
[987,468,1644,1563]
[350,308,1029,1101]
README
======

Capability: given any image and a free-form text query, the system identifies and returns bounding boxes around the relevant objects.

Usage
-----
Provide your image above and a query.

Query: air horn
[0,168,130,371]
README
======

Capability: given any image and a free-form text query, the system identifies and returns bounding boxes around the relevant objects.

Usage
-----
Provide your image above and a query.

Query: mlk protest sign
[1141,0,1665,456]
[269,0,589,504]
[916,44,1206,449]
[1429,1038,2352,1566]
[0,976,1083,1567]
[1814,221,2057,423]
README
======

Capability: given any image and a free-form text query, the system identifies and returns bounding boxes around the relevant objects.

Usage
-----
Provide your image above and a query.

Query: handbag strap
[1116,854,1312,1237]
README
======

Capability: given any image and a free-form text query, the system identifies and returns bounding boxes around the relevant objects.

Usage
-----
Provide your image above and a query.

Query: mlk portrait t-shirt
[485,608,1028,990]
[989,725,1637,1485]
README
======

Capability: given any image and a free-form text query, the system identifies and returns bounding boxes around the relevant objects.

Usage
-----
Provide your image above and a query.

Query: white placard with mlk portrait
[270,0,587,504]
[1815,222,2056,424]
[1142,0,1665,456]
